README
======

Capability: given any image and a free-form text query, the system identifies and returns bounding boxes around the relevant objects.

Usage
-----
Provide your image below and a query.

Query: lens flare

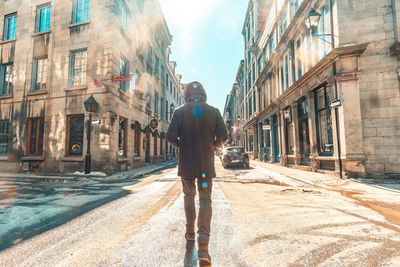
[192,105,203,118]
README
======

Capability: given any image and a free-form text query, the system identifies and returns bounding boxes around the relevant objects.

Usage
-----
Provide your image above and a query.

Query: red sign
[93,79,105,88]
[112,75,132,82]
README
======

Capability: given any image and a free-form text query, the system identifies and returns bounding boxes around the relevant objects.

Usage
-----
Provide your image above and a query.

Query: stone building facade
[237,0,400,178]
[0,0,184,174]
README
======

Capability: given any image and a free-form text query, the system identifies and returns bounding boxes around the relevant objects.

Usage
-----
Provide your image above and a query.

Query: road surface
[1,161,400,266]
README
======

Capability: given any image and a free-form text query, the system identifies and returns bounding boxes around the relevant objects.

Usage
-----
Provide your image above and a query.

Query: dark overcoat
[167,102,228,179]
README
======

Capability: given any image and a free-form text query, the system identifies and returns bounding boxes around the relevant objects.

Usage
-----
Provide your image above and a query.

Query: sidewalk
[250,160,400,206]
[0,160,177,182]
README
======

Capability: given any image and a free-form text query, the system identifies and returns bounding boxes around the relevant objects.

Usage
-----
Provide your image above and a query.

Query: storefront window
[66,114,84,156]
[315,85,333,155]
[284,107,294,154]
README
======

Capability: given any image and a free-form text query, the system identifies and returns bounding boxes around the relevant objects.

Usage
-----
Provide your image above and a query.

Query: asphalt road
[1,162,400,266]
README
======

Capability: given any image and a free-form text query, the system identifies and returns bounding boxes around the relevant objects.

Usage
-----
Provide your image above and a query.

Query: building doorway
[145,132,151,163]
[272,115,280,163]
[298,98,310,165]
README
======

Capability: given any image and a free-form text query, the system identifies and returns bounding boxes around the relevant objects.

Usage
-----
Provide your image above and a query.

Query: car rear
[221,147,249,169]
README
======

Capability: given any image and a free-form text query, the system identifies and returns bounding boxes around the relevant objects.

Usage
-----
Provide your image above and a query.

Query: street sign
[262,125,271,130]
[112,75,132,82]
[330,99,341,108]
[91,119,101,125]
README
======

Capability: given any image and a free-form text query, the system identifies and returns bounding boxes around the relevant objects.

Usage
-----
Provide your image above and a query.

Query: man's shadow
[184,241,212,267]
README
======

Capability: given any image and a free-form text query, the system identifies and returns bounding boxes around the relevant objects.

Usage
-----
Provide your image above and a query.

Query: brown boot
[198,242,211,264]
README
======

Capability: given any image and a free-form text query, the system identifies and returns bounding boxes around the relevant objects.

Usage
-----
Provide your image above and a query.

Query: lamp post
[306,2,343,179]
[84,95,99,174]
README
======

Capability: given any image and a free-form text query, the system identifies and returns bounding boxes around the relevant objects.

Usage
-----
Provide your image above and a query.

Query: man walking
[167,81,228,264]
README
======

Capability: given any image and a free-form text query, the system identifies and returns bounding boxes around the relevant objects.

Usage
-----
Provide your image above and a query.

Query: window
[146,93,152,110]
[27,117,45,156]
[69,49,87,87]
[147,47,153,65]
[160,97,165,118]
[66,114,84,156]
[119,58,129,91]
[248,96,253,116]
[134,128,141,156]
[318,6,331,60]
[295,38,303,80]
[0,64,13,95]
[284,107,294,154]
[315,85,333,155]
[31,58,48,91]
[0,120,9,154]
[154,94,159,114]
[161,66,165,84]
[121,2,127,30]
[165,100,169,120]
[155,56,160,76]
[258,55,263,74]
[36,4,51,32]
[118,117,127,157]
[169,104,174,121]
[284,54,289,89]
[3,13,17,41]
[72,0,90,24]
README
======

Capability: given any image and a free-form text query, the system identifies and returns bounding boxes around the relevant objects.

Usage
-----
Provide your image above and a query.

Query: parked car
[221,146,249,169]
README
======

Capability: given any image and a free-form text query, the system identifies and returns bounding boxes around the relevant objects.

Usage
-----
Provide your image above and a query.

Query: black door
[298,98,310,165]
[272,115,280,163]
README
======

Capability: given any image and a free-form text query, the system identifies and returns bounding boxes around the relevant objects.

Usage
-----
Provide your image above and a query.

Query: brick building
[237,0,400,177]
[0,0,184,174]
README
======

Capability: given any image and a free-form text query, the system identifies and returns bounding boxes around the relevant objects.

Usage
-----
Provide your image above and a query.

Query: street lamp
[305,8,321,29]
[84,95,99,174]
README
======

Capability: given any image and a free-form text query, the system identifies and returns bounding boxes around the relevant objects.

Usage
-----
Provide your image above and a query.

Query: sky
[160,0,249,112]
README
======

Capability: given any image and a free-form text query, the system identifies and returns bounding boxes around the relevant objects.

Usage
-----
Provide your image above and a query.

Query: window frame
[315,84,334,156]
[0,63,14,95]
[31,57,48,91]
[72,0,90,24]
[119,58,130,92]
[0,119,10,154]
[27,117,45,156]
[66,114,84,157]
[3,13,17,41]
[35,3,51,33]
[69,49,88,87]
[121,1,128,31]
[154,94,159,114]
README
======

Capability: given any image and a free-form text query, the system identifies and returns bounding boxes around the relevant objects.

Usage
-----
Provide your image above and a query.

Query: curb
[92,161,177,182]
[0,162,177,182]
